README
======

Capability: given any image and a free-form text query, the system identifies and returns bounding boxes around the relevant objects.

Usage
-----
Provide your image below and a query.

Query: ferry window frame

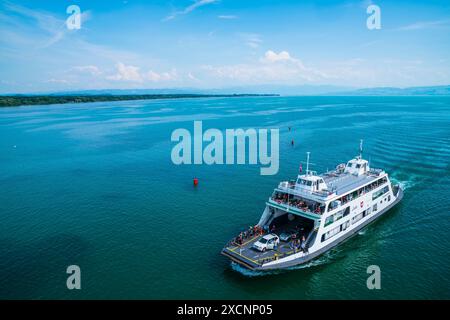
[324,215,334,227]
[321,224,342,242]
[342,220,350,231]
[352,212,364,224]
[343,206,350,216]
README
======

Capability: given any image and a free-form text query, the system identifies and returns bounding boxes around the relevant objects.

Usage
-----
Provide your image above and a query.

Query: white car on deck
[252,234,280,252]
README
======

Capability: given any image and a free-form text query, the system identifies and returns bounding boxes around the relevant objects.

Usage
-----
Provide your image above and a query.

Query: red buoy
[193,178,199,186]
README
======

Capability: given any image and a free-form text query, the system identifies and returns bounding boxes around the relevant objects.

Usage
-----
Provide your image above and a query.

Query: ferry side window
[373,204,378,212]
[344,207,350,216]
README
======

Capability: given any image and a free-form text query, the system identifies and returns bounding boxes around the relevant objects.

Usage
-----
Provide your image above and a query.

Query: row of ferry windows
[327,176,389,211]
[372,186,390,201]
[297,178,325,187]
[321,196,391,242]
[324,187,390,229]
[321,205,375,242]
[324,207,350,227]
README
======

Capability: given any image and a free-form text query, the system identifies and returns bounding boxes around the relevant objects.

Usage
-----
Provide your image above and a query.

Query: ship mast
[306,151,310,176]
[359,139,363,159]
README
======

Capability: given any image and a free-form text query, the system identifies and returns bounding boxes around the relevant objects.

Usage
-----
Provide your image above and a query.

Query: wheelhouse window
[297,178,313,186]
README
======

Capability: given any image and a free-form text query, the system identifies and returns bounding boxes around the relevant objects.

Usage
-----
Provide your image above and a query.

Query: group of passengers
[271,193,324,214]
[232,225,264,246]
[339,176,388,204]
[290,236,307,253]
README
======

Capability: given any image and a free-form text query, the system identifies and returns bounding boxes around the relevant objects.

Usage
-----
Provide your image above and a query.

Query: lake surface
[0,96,449,299]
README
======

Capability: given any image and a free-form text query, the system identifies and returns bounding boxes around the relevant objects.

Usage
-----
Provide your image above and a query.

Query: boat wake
[230,262,280,277]
[390,176,417,191]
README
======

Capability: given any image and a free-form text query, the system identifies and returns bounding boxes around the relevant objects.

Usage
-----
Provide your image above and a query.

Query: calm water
[0,96,449,299]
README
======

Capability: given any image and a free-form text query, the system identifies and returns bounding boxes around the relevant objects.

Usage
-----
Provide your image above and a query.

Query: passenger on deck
[290,241,297,252]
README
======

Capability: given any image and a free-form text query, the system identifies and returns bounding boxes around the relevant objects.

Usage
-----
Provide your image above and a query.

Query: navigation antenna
[359,139,363,159]
[306,152,310,175]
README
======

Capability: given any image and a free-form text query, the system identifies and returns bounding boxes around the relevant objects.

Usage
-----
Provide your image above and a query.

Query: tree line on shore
[0,94,278,107]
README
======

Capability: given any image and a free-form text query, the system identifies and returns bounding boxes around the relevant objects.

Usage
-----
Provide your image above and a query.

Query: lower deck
[222,218,312,269]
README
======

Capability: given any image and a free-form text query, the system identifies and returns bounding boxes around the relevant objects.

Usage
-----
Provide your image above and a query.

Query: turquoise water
[0,96,449,299]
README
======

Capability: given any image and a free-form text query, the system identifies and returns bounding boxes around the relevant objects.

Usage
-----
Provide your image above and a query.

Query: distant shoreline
[0,94,279,107]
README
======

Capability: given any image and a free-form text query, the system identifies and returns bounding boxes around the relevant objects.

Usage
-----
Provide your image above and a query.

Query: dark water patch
[0,233,89,299]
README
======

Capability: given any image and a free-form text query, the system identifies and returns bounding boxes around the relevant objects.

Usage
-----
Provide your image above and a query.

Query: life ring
[360,201,364,208]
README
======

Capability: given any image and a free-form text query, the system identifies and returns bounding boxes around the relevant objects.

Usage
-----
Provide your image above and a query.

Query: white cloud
[73,65,102,76]
[3,3,91,48]
[218,15,238,20]
[398,19,450,31]
[188,72,199,81]
[164,0,218,21]
[107,62,143,82]
[145,69,178,82]
[45,78,69,84]
[107,63,178,83]
[239,33,262,48]
[260,50,293,63]
[202,50,329,83]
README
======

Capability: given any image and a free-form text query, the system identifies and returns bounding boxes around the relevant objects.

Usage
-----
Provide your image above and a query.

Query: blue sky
[1,0,449,93]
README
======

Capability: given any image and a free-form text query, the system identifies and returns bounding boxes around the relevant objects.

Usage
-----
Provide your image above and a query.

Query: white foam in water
[230,262,280,277]
[390,176,417,191]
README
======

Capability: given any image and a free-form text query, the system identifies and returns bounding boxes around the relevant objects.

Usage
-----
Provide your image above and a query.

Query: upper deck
[321,169,383,196]
[276,157,386,203]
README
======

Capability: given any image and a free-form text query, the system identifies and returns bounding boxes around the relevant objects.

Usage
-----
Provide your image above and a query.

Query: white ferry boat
[222,142,403,270]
